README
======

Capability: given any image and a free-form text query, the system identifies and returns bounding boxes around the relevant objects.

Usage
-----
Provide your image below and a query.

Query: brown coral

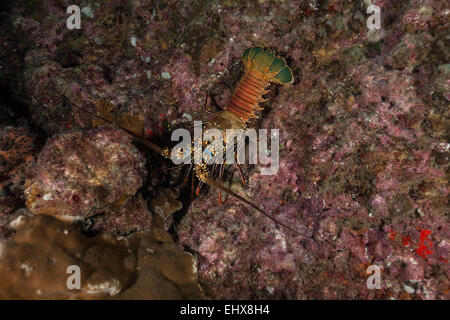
[0,214,135,299]
[0,214,206,299]
[119,215,205,299]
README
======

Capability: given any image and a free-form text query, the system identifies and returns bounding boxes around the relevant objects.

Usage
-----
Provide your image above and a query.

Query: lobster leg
[236,162,246,187]
[218,163,226,204]
[182,165,192,185]
[195,181,204,196]
[76,104,164,155]
[204,93,221,113]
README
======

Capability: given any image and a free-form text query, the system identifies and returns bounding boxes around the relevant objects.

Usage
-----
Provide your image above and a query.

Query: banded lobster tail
[224,46,294,124]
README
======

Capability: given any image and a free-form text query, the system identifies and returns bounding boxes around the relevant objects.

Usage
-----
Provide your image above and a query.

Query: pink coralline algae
[92,194,152,235]
[25,127,146,221]
[0,0,448,300]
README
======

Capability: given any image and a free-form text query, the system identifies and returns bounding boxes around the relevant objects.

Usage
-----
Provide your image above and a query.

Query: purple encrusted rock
[25,127,146,221]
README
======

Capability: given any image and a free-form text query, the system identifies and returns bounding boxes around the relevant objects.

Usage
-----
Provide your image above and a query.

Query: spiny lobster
[89,46,311,239]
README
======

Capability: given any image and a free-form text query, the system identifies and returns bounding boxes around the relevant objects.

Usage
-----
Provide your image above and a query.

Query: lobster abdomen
[226,69,268,122]
[225,46,293,124]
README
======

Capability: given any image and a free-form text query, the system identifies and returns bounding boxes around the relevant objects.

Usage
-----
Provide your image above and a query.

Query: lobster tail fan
[272,66,294,85]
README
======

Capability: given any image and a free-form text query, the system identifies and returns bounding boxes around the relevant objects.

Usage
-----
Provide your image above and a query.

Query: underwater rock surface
[0,0,448,299]
[0,123,39,239]
[25,127,146,221]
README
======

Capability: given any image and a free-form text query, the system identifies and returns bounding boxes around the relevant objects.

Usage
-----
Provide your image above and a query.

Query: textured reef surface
[0,0,448,299]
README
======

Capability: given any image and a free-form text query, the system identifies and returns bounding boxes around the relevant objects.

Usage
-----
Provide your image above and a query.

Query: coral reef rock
[25,127,146,221]
[92,194,152,235]
[0,0,448,299]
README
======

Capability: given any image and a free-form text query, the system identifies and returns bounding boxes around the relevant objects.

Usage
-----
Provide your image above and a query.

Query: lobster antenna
[70,105,315,241]
[69,105,163,154]
[201,175,315,240]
